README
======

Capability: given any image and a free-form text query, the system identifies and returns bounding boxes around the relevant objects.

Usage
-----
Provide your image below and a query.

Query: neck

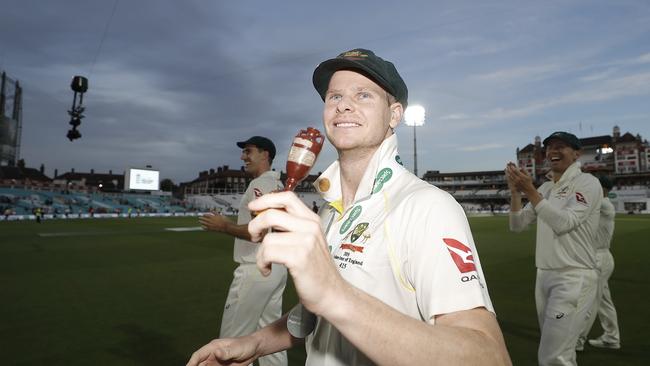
[552,161,575,182]
[552,172,563,183]
[338,148,376,209]
[252,165,270,179]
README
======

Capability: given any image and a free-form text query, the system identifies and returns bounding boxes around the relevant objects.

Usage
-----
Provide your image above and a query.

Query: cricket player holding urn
[188,48,511,366]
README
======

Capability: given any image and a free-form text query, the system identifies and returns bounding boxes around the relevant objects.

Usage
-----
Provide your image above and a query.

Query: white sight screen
[126,169,160,191]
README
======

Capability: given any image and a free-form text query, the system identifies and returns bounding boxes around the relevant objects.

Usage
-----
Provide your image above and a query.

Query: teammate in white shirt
[188,48,511,366]
[199,136,287,366]
[577,175,621,351]
[506,131,602,366]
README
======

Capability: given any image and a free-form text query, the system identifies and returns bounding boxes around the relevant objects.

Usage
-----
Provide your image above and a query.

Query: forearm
[522,186,543,207]
[509,193,532,232]
[534,200,580,235]
[322,285,510,366]
[224,222,253,241]
[509,191,522,212]
[252,313,303,357]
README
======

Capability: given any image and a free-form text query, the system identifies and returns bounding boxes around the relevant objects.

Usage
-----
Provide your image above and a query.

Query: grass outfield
[1,215,649,365]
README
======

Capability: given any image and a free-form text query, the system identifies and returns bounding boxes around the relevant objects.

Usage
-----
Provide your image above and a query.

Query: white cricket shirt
[305,135,494,366]
[595,197,615,250]
[233,170,283,264]
[510,162,602,269]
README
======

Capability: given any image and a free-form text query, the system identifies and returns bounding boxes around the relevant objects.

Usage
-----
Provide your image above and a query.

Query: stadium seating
[0,187,193,220]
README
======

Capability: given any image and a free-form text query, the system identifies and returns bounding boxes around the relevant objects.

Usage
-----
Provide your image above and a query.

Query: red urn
[284,127,324,191]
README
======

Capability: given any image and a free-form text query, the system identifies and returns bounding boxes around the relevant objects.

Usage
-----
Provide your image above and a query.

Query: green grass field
[1,215,649,365]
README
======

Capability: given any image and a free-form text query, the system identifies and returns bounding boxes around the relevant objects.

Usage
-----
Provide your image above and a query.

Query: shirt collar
[258,170,281,179]
[313,134,404,211]
[546,161,582,185]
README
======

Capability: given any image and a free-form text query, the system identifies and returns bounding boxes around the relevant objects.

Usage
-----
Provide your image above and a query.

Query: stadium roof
[0,166,51,182]
[579,135,612,147]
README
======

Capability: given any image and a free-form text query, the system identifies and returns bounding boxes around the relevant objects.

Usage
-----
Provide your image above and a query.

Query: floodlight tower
[404,105,425,177]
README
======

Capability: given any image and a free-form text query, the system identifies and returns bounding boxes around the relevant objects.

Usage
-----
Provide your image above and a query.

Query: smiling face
[240,144,270,177]
[322,70,403,156]
[545,139,580,177]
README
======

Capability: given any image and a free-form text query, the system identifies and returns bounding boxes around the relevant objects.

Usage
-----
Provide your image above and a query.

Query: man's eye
[358,92,371,99]
[328,94,341,101]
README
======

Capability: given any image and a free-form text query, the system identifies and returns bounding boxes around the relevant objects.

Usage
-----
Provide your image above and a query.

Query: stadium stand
[3,126,648,220]
[0,187,195,220]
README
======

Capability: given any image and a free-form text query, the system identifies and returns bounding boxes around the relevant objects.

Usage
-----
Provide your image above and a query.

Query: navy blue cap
[236,136,276,160]
[313,48,408,108]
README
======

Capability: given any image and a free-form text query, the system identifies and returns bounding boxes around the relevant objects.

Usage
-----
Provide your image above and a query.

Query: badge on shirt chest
[554,186,569,199]
[334,222,371,269]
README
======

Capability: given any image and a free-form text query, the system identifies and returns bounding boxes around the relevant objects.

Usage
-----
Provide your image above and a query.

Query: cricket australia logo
[443,238,477,273]
[554,186,569,199]
[350,222,369,243]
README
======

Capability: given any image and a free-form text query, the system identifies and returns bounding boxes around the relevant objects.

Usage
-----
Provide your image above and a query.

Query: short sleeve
[399,190,494,320]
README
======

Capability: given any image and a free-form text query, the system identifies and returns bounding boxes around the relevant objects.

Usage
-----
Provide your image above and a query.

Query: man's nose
[336,95,354,113]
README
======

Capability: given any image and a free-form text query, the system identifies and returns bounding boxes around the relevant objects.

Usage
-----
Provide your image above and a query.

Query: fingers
[249,207,320,241]
[248,191,316,219]
[186,341,216,366]
[248,192,320,242]
[255,231,317,275]
[199,214,214,227]
[199,216,212,230]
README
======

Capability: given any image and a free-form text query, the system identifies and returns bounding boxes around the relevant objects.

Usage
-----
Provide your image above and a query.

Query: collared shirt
[595,197,615,250]
[233,170,283,264]
[305,135,494,366]
[509,161,602,269]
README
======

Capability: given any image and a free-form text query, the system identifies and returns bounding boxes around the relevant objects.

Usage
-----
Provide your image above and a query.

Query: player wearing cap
[199,136,286,366]
[506,131,602,366]
[576,175,621,351]
[188,49,511,366]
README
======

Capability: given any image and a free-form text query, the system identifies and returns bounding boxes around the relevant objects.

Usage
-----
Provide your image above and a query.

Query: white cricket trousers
[536,268,598,366]
[220,263,288,366]
[579,249,620,343]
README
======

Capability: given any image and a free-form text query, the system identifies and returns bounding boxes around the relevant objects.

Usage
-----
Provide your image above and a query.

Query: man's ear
[389,103,403,129]
[574,149,582,160]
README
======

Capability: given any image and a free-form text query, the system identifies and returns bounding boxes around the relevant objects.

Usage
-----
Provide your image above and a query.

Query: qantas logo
[443,238,477,273]
[575,192,587,205]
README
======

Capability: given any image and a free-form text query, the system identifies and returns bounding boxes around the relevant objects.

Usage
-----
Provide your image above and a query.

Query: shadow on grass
[499,318,539,342]
[109,324,186,365]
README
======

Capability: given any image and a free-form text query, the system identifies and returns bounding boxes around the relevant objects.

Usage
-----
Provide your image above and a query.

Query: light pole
[404,105,425,177]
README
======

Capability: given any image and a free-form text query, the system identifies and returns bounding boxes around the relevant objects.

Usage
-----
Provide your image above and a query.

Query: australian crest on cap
[340,50,368,59]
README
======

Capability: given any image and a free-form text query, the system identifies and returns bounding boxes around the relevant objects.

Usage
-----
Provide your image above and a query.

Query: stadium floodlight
[404,105,426,177]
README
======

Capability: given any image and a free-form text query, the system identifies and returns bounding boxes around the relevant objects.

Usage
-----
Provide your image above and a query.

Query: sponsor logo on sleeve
[575,192,587,205]
[443,238,477,274]
[253,188,263,198]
